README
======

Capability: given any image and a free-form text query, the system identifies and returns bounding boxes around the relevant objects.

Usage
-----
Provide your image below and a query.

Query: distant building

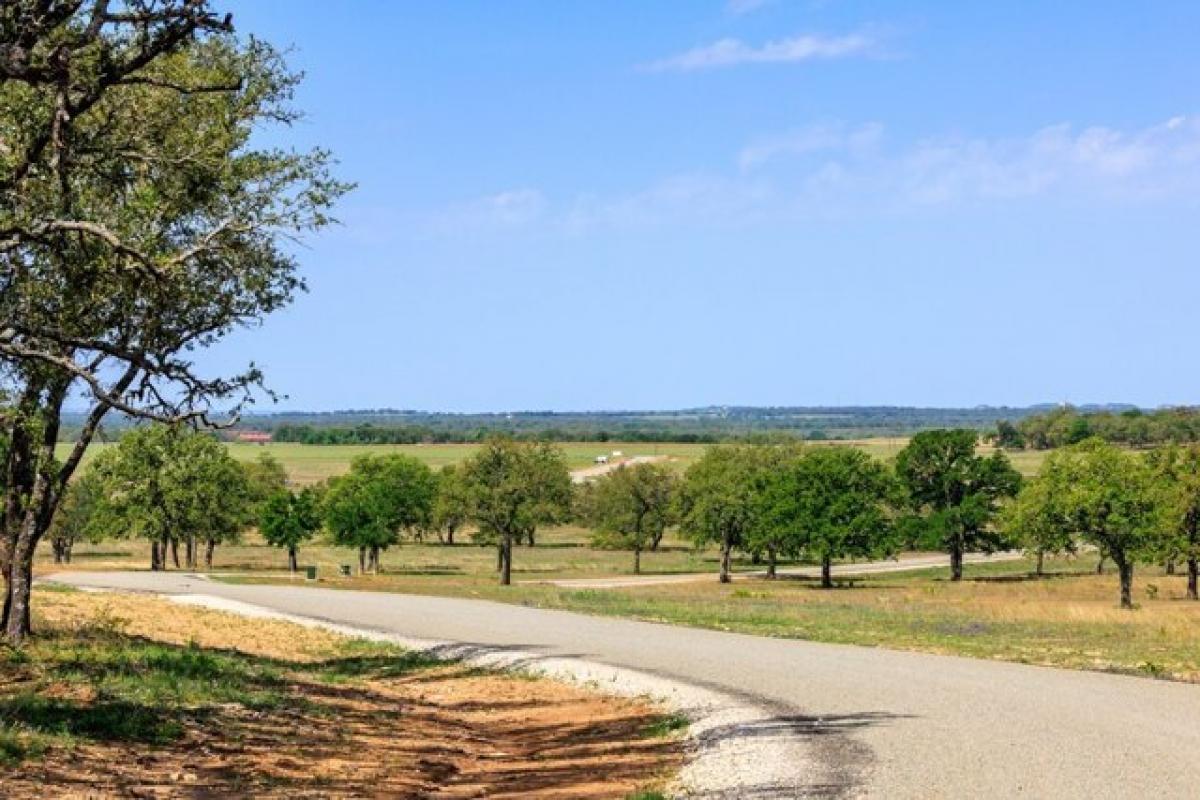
[594,455,609,464]
[235,431,273,445]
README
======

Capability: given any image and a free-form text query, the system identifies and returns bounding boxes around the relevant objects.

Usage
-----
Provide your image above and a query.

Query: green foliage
[677,444,786,581]
[242,452,289,513]
[758,446,895,583]
[993,420,1026,449]
[46,467,109,561]
[89,426,251,555]
[895,429,1021,578]
[1146,446,1200,557]
[322,454,438,562]
[431,463,471,543]
[1017,405,1200,449]
[581,462,677,570]
[0,3,349,640]
[1001,475,1076,570]
[459,438,573,584]
[259,487,322,568]
[1033,439,1164,606]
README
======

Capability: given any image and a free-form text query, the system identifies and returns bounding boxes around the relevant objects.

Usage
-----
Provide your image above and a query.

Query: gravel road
[538,551,1026,589]
[570,454,668,483]
[49,570,1200,799]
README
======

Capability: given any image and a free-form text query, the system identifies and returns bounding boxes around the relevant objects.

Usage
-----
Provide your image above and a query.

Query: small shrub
[641,712,689,739]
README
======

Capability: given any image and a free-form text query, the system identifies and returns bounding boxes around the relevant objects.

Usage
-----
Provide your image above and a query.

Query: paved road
[538,551,1025,589]
[50,570,1200,799]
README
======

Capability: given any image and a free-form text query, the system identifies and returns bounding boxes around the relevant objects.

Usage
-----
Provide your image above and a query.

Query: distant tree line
[269,423,725,445]
[995,406,1200,450]
[65,404,1067,445]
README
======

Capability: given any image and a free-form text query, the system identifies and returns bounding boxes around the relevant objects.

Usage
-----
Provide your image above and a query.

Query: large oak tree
[0,1,347,642]
[460,438,572,586]
[895,429,1021,581]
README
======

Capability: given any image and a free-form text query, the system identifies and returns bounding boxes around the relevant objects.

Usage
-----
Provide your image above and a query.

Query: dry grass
[1,589,683,799]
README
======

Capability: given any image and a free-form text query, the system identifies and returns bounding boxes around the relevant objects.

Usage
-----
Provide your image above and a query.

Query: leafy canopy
[89,425,250,546]
[583,461,677,552]
[758,446,894,565]
[895,429,1021,553]
[322,454,437,552]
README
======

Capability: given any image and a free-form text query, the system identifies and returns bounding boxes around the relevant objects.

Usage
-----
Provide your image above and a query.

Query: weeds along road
[51,570,1200,799]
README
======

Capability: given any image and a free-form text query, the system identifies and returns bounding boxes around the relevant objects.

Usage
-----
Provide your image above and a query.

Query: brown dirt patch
[1,590,682,799]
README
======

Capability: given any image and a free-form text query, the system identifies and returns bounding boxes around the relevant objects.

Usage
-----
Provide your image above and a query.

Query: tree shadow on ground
[966,570,1095,583]
[1,628,682,798]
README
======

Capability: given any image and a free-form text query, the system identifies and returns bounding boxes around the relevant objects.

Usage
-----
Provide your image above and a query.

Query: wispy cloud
[738,122,884,170]
[642,32,874,73]
[417,116,1200,238]
[726,0,772,15]
[425,188,546,233]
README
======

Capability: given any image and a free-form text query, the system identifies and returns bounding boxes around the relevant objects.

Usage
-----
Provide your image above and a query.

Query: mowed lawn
[56,437,1050,485]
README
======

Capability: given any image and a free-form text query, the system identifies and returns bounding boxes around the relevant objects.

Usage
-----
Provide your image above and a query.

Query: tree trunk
[185,536,196,570]
[1187,557,1198,601]
[2,554,34,643]
[53,542,63,564]
[358,546,366,574]
[288,546,298,573]
[650,530,664,551]
[1166,558,1176,576]
[1096,555,1106,574]
[950,543,964,581]
[1035,550,1044,576]
[370,545,380,574]
[63,541,72,564]
[170,539,180,569]
[719,535,732,584]
[634,545,642,575]
[526,529,535,547]
[204,540,215,569]
[821,556,833,589]
[499,534,513,586]
[1117,557,1134,609]
[766,545,777,579]
[446,527,455,546]
[151,540,162,571]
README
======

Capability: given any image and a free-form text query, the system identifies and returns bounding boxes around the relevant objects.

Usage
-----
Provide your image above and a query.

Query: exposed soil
[1,592,682,799]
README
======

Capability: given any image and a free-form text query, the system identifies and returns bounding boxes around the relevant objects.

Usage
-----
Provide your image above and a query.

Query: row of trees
[50,426,289,569]
[1004,439,1200,606]
[593,431,1197,608]
[269,423,726,445]
[52,427,1200,609]
[998,406,1200,449]
[659,430,1019,586]
[54,431,574,587]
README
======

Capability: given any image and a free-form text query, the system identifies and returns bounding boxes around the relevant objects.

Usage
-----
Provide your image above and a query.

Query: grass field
[1,587,681,797]
[57,437,1050,485]
[46,526,1200,684]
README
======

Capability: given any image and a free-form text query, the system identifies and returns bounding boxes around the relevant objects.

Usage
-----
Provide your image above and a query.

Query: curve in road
[48,571,1200,799]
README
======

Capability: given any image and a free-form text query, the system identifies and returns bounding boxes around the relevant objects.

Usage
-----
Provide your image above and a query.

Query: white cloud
[419,116,1200,237]
[727,0,772,15]
[738,122,884,170]
[890,116,1200,205]
[642,33,874,73]
[426,188,545,233]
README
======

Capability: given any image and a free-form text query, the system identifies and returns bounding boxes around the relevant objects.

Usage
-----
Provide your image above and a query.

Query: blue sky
[207,1,1200,412]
